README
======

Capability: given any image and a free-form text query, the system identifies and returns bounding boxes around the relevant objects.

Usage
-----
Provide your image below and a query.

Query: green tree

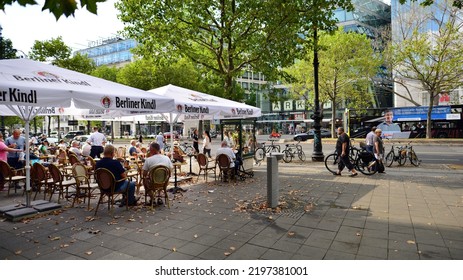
[116,0,302,101]
[0,0,106,20]
[116,59,157,90]
[91,65,119,82]
[0,37,17,59]
[29,37,95,73]
[385,1,463,138]
[29,36,71,63]
[285,29,381,137]
[57,52,95,74]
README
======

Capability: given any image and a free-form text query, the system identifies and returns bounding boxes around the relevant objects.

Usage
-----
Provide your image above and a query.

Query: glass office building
[76,37,137,67]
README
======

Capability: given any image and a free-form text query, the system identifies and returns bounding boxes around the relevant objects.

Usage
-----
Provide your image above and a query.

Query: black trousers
[338,153,354,172]
[90,146,104,159]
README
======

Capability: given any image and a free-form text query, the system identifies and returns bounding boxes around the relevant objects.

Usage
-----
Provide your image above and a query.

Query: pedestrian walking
[333,127,358,177]
[88,127,106,159]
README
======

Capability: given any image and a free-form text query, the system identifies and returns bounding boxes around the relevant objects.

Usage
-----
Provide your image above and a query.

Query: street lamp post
[311,27,324,162]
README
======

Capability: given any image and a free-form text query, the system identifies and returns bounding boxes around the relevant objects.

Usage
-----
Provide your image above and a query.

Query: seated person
[142,142,173,176]
[216,140,240,175]
[81,140,91,157]
[69,140,84,161]
[57,139,67,150]
[171,142,185,163]
[38,140,50,155]
[128,140,137,156]
[95,145,138,207]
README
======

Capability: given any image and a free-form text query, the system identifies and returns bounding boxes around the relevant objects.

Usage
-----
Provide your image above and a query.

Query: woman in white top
[202,131,212,158]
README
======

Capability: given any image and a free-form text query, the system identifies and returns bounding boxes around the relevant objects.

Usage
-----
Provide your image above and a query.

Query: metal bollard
[267,155,279,208]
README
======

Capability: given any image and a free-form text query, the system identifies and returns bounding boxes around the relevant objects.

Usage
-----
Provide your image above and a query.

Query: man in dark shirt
[96,145,138,206]
[334,127,358,177]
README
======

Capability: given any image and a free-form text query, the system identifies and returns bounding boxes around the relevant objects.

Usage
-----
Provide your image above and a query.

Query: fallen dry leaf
[356,232,361,236]
[85,251,93,255]
[287,231,295,237]
[230,247,236,251]
[127,218,136,222]
[60,244,70,248]
[15,250,22,255]
[49,236,61,241]
[194,234,198,238]
[407,240,416,244]
[172,247,177,252]
[224,252,231,256]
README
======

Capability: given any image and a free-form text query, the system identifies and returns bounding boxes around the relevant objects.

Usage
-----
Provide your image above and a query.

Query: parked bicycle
[282,141,306,163]
[254,139,281,163]
[325,142,377,175]
[164,142,194,155]
[384,141,407,167]
[396,142,420,166]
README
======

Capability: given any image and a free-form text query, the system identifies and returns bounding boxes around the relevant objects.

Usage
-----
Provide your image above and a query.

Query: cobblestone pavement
[1,155,463,260]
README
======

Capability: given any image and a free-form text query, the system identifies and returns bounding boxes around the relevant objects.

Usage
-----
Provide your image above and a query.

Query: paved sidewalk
[1,157,462,260]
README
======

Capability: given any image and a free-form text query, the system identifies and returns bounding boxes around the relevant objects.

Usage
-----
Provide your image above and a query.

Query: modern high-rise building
[76,36,137,67]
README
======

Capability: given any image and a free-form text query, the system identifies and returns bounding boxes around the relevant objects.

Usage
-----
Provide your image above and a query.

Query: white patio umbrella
[0,58,175,206]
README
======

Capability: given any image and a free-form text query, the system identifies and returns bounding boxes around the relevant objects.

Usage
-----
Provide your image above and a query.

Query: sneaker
[349,173,358,177]
[332,172,341,176]
[367,161,376,168]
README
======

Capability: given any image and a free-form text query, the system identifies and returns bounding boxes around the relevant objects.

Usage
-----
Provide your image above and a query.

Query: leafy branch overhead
[0,0,106,20]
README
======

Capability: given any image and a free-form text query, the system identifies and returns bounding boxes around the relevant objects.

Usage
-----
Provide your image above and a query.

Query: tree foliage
[385,1,463,138]
[0,37,17,59]
[116,0,305,100]
[284,29,381,136]
[28,37,95,73]
[0,0,106,20]
[91,65,119,82]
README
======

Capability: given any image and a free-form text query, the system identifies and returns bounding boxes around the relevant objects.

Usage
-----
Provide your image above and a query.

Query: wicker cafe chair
[0,160,26,196]
[143,165,171,210]
[216,154,235,182]
[72,163,98,210]
[48,163,77,203]
[31,162,53,200]
[196,153,216,182]
[94,168,129,215]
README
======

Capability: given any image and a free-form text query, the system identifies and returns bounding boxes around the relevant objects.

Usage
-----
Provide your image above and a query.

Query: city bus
[345,105,463,138]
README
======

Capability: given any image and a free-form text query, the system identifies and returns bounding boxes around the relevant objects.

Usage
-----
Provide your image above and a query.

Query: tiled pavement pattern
[1,157,462,260]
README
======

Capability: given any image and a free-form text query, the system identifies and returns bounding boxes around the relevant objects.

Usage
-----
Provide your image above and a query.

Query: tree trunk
[426,97,433,139]
[224,74,234,100]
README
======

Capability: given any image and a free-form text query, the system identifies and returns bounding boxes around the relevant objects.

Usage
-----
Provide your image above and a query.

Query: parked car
[293,129,331,142]
[163,131,180,140]
[73,135,91,144]
[46,137,59,145]
[64,130,85,140]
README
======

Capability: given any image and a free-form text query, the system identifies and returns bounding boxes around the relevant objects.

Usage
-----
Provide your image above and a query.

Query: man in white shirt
[88,127,107,158]
[142,142,173,176]
[155,132,165,151]
[82,140,91,157]
[69,140,83,161]
[364,126,376,154]
[216,140,237,168]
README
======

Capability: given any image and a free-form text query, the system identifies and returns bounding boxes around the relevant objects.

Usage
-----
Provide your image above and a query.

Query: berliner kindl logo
[35,71,60,79]
[101,96,111,108]
[177,104,183,112]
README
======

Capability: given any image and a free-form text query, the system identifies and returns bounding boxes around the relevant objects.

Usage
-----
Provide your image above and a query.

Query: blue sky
[0,0,123,54]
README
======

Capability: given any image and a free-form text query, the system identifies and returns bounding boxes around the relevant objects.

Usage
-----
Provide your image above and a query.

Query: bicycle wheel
[398,150,407,166]
[283,150,292,163]
[409,150,420,166]
[184,146,193,154]
[298,150,306,161]
[324,153,339,174]
[385,151,394,167]
[254,148,265,162]
[356,157,377,175]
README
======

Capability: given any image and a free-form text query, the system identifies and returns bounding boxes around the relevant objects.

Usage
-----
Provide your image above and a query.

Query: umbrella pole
[25,118,31,207]
[170,113,174,160]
